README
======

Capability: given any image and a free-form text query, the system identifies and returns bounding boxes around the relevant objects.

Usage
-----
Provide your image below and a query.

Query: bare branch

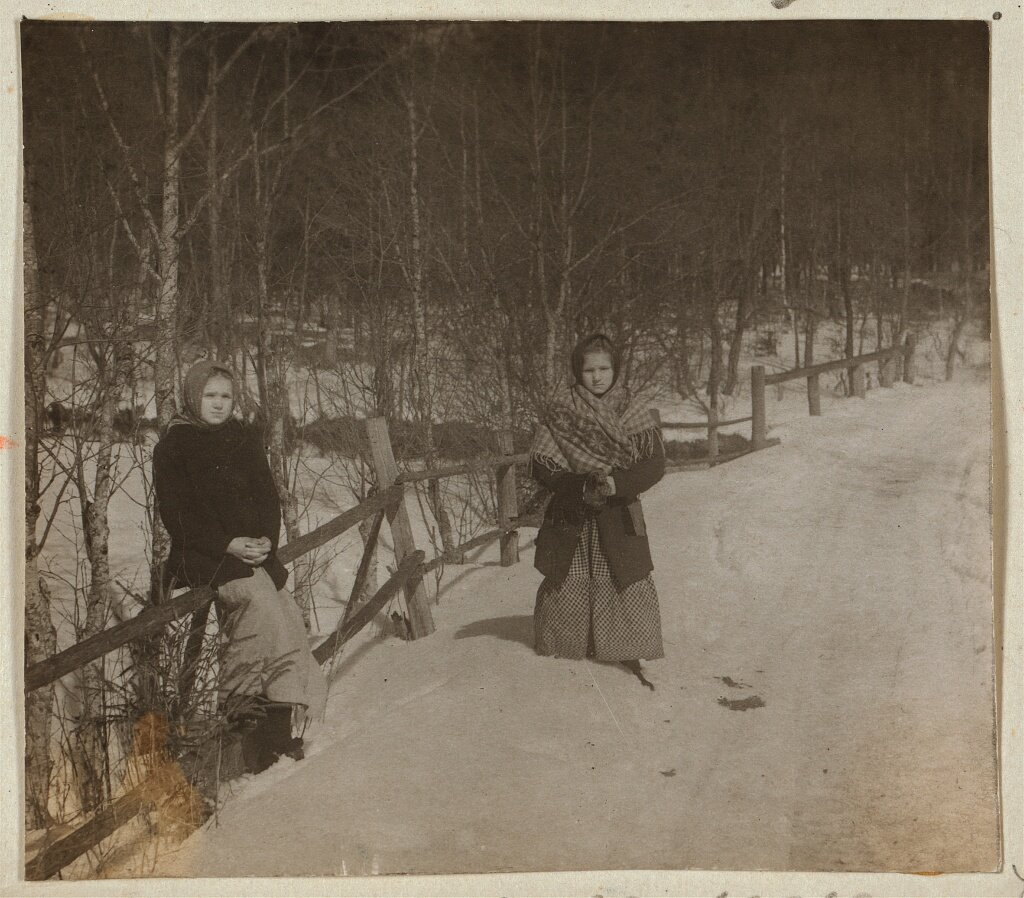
[171,26,265,159]
[77,34,162,248]
[102,175,159,280]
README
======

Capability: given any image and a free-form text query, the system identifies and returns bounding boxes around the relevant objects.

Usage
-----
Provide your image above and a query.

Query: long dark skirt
[534,519,664,661]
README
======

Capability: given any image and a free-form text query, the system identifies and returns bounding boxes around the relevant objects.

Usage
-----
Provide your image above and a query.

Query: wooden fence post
[851,362,866,398]
[879,352,895,388]
[807,373,821,416]
[903,333,917,384]
[751,365,766,450]
[495,430,519,567]
[365,417,435,639]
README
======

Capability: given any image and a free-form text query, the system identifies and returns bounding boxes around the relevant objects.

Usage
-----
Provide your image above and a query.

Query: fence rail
[26,769,169,881]
[763,343,907,385]
[395,453,531,484]
[660,415,753,430]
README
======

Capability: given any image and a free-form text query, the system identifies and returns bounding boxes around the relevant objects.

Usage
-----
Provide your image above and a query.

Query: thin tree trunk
[254,190,315,626]
[154,23,182,431]
[707,302,722,459]
[723,274,751,396]
[873,260,885,352]
[406,79,456,558]
[24,178,57,830]
[146,24,182,672]
[900,126,912,342]
[779,119,799,369]
[76,387,116,811]
[948,97,976,382]
[836,171,855,392]
[528,42,554,390]
[206,39,225,358]
[471,91,515,431]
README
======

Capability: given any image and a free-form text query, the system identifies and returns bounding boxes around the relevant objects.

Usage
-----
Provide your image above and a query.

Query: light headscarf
[168,359,236,431]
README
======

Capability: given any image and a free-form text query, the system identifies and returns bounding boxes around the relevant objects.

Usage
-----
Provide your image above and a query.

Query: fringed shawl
[532,380,660,475]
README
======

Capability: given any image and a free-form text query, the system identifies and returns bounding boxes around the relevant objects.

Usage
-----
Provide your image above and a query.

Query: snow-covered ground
[143,370,998,876]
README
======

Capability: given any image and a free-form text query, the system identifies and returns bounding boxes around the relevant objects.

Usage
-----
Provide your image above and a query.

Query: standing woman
[530,334,665,688]
[153,360,327,772]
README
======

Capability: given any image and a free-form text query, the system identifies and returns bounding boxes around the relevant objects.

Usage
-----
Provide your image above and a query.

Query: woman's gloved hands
[583,472,616,509]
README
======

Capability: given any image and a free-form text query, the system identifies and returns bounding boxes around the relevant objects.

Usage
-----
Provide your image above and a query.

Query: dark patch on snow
[453,614,533,647]
[717,695,766,711]
[664,432,750,462]
[715,675,752,689]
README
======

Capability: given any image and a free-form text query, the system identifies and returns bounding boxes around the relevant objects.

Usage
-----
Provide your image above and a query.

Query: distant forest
[23,21,989,418]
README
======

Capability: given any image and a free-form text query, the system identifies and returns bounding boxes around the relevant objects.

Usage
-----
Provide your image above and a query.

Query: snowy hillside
[146,373,997,877]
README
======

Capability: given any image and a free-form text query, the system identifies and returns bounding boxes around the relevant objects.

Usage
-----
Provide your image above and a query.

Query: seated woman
[153,359,326,772]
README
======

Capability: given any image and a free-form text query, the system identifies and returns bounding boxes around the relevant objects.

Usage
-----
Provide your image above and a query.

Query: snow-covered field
[140,368,997,876]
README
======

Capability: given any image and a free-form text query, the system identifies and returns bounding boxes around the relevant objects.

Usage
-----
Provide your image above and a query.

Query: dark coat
[152,419,288,590]
[532,431,665,589]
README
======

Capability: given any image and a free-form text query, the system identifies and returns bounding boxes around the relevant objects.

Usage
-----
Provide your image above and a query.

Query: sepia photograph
[6,7,1018,891]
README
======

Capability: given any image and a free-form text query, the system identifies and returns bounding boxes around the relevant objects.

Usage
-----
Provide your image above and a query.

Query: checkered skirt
[534,518,664,661]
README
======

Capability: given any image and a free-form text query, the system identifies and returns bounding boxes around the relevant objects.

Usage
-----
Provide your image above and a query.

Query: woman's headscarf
[168,359,236,431]
[531,334,659,474]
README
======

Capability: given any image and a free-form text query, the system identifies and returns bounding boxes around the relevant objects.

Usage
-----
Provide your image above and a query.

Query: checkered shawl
[531,381,659,475]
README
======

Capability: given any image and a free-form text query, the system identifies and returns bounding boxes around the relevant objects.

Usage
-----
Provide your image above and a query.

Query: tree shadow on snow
[453,614,534,648]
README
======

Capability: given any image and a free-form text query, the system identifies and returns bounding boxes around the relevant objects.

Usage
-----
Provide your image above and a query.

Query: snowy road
[156,378,998,877]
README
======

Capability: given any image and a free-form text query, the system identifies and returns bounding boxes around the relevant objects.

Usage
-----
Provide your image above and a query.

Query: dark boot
[237,699,277,774]
[264,703,304,762]
[232,697,304,774]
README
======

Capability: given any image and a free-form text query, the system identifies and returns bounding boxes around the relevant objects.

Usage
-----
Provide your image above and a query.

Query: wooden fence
[25,339,913,877]
[659,412,757,467]
[24,417,531,879]
[751,335,915,448]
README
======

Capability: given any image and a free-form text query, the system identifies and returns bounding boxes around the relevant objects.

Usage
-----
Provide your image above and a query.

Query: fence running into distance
[24,335,918,879]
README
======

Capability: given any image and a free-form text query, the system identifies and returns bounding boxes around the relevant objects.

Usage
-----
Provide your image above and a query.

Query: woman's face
[579,350,614,396]
[199,375,234,426]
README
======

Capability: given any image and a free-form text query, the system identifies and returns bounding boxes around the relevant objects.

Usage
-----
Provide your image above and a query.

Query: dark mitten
[583,472,608,510]
[550,472,590,523]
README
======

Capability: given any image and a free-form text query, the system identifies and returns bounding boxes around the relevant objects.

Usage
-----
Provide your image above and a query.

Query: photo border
[1,2,1020,895]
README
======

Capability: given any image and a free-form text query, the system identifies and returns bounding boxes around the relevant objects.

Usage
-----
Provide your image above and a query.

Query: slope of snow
[151,374,998,877]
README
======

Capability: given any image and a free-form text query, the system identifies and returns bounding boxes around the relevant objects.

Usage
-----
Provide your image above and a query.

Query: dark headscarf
[168,359,236,431]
